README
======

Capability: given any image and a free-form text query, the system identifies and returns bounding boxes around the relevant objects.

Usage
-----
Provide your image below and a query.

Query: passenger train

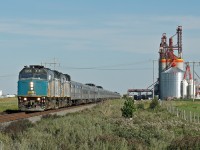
[17,65,120,111]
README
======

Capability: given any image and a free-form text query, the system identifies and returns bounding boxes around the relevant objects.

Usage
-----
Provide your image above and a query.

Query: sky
[0,0,200,95]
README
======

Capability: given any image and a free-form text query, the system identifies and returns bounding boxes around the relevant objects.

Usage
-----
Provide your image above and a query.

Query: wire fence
[160,101,200,124]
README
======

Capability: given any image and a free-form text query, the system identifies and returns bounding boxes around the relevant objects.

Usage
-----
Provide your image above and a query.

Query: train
[17,65,120,111]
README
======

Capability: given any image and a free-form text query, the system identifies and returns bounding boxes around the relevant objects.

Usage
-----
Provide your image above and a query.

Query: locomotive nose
[28,80,36,95]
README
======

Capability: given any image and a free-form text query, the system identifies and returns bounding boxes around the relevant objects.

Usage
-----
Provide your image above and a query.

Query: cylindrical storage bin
[188,79,196,98]
[160,67,184,100]
[181,79,188,99]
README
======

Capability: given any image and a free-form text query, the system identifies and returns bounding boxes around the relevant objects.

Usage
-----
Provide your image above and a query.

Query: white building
[6,94,16,98]
[0,90,2,96]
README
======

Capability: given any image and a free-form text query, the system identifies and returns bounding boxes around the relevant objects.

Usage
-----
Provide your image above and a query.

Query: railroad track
[0,112,27,123]
[0,103,97,124]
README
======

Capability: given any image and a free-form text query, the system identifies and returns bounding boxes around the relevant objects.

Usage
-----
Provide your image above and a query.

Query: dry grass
[0,99,200,149]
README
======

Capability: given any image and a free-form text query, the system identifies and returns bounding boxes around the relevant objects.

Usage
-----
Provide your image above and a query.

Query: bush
[42,114,59,119]
[137,103,145,110]
[122,94,128,99]
[121,98,135,118]
[167,135,200,149]
[149,98,159,110]
[3,119,34,140]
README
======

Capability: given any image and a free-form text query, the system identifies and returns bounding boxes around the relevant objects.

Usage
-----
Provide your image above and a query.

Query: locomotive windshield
[19,68,47,79]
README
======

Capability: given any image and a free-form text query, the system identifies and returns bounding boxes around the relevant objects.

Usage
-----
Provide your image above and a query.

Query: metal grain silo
[188,79,196,98]
[160,67,184,100]
[181,79,188,98]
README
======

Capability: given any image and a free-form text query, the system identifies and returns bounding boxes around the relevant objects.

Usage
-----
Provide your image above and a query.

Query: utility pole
[152,60,157,99]
[41,58,61,98]
[193,62,195,102]
[41,58,60,70]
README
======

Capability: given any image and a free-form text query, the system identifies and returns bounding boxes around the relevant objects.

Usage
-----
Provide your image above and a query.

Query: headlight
[24,98,27,101]
[30,82,34,88]
[37,98,41,101]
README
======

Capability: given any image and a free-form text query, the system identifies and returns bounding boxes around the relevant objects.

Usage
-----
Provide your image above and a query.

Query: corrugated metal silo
[181,79,188,98]
[188,79,196,98]
[160,67,184,99]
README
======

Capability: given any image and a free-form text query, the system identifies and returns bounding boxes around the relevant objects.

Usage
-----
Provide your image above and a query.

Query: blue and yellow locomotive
[17,65,120,111]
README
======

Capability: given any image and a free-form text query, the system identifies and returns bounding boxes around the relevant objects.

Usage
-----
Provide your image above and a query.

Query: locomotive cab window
[19,69,33,79]
[34,69,47,79]
[19,68,47,79]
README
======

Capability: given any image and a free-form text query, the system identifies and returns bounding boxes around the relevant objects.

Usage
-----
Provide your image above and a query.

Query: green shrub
[149,98,159,110]
[42,114,59,119]
[122,94,128,99]
[167,135,200,150]
[3,119,34,140]
[137,103,145,110]
[121,98,135,118]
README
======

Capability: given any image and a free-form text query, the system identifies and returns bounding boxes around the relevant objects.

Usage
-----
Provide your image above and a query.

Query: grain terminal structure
[158,26,195,100]
[128,26,198,100]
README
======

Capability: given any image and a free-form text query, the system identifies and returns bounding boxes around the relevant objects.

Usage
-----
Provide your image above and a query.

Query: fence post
[177,108,179,117]
[182,110,184,119]
[181,110,183,119]
[163,102,200,124]
[184,110,186,120]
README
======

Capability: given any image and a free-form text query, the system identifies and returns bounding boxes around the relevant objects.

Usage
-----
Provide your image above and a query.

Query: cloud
[23,19,80,26]
[151,15,200,30]
[0,15,200,54]
[0,19,120,38]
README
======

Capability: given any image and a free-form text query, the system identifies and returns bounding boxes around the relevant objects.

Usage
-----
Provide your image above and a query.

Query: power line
[61,60,153,70]
[91,60,152,69]
[41,58,60,70]
[0,60,154,78]
[61,67,152,71]
[0,74,17,78]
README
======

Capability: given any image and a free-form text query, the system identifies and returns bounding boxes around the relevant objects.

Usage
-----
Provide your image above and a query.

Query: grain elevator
[158,26,196,99]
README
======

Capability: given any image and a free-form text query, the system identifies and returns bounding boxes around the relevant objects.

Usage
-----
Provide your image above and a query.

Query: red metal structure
[183,63,192,80]
[159,26,183,69]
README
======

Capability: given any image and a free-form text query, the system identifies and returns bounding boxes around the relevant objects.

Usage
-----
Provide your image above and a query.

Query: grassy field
[168,99,200,113]
[0,99,200,149]
[0,98,18,112]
